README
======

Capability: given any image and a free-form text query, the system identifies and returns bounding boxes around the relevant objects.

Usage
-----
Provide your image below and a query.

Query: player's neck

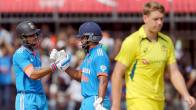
[89,44,97,50]
[144,25,158,42]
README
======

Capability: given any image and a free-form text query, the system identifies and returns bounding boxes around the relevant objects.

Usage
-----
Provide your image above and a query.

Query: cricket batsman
[50,21,111,110]
[13,20,67,110]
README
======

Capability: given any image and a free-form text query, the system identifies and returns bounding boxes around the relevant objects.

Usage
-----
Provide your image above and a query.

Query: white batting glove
[50,49,59,73]
[56,53,71,72]
[50,49,69,73]
[50,49,67,62]
[93,97,107,110]
[49,49,58,62]
[56,50,67,62]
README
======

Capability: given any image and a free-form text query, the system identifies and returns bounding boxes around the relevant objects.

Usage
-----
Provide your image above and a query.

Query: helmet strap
[81,40,90,53]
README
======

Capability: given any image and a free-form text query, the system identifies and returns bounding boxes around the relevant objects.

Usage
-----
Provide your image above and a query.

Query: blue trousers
[15,92,48,110]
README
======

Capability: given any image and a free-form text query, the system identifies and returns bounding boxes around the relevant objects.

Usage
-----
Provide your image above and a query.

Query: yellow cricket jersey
[115,26,176,101]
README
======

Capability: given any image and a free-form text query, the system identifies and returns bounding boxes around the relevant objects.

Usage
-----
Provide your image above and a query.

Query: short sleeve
[167,39,176,65]
[115,36,137,67]
[13,52,32,70]
[94,50,110,76]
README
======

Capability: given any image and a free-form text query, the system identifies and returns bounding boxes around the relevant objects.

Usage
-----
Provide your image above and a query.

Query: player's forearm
[65,67,82,81]
[30,67,52,80]
[170,71,190,97]
[111,62,126,109]
[111,71,123,109]
[98,76,108,100]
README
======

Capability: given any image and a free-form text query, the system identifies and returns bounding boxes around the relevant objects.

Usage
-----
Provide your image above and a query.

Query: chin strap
[82,41,90,53]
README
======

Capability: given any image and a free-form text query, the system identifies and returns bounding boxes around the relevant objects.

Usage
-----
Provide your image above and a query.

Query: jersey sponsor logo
[100,65,107,72]
[97,49,103,56]
[142,58,165,64]
[81,75,89,82]
[82,68,90,74]
[149,60,166,64]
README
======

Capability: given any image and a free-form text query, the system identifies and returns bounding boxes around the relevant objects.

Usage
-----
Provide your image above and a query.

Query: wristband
[50,63,57,73]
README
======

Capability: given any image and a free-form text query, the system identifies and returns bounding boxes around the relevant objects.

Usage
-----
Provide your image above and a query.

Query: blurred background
[0,0,196,110]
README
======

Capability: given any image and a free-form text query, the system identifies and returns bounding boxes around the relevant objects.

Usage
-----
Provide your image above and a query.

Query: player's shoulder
[92,45,108,58]
[125,31,139,40]
[158,32,173,43]
[15,46,26,54]
[13,46,27,57]
[122,31,141,47]
[96,46,106,56]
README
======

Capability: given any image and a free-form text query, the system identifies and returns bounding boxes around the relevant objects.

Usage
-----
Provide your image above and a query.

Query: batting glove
[56,53,71,72]
[50,49,67,62]
[50,49,58,73]
[50,49,69,72]
[49,49,58,62]
[56,50,67,62]
[93,97,107,110]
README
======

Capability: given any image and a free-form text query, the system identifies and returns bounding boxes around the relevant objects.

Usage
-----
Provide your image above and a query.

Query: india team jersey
[13,46,44,93]
[80,45,110,98]
[115,26,176,101]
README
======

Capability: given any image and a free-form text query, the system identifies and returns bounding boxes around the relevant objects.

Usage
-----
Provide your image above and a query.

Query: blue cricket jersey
[13,46,44,93]
[80,44,110,98]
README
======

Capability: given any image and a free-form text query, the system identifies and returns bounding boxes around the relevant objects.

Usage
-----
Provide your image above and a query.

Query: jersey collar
[22,45,37,56]
[138,25,167,41]
[87,44,101,56]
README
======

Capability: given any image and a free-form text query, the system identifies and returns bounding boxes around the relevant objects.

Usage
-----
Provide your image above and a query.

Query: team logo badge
[28,22,35,29]
[100,65,107,72]
[162,45,167,52]
[143,47,148,54]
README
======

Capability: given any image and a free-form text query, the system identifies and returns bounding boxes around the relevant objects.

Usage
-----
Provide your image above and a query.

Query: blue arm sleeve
[94,54,110,76]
